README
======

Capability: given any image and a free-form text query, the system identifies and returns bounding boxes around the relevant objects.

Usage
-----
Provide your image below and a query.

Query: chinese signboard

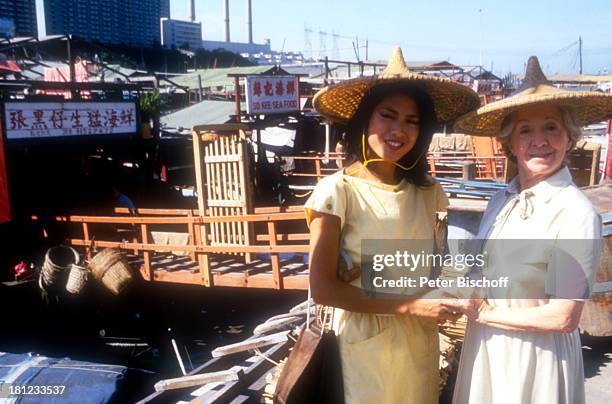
[2,102,137,140]
[245,76,299,115]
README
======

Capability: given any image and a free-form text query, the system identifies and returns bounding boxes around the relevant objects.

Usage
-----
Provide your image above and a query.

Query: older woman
[450,56,612,404]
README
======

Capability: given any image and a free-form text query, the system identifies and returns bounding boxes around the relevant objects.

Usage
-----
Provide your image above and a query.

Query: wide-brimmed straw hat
[313,46,480,125]
[454,56,612,136]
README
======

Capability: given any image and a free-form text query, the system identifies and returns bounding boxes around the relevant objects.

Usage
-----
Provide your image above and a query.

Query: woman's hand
[466,299,584,333]
[405,298,477,323]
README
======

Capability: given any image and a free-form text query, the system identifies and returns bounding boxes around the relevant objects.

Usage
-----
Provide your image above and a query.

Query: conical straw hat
[454,56,612,136]
[313,47,480,124]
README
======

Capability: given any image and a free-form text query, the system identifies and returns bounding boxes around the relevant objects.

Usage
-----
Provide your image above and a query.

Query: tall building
[0,0,38,37]
[43,0,169,47]
[160,18,201,50]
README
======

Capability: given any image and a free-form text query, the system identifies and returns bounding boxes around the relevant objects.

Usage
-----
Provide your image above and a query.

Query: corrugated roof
[307,60,452,80]
[549,73,612,83]
[161,100,245,130]
[169,65,277,90]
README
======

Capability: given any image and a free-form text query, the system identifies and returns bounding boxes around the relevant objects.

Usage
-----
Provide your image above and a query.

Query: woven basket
[40,245,80,291]
[66,264,88,294]
[89,248,133,295]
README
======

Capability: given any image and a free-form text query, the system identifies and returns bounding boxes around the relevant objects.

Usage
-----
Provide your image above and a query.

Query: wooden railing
[60,208,310,290]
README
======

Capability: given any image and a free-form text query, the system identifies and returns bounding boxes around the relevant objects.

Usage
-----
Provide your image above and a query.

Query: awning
[0,59,21,74]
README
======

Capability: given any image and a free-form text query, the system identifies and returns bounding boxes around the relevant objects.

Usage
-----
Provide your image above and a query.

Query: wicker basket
[89,248,133,295]
[40,245,81,291]
[66,264,88,294]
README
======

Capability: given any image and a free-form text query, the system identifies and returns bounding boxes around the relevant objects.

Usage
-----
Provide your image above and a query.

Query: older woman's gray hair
[497,105,582,162]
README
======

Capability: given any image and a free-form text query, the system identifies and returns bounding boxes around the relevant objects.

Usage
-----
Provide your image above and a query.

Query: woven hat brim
[454,91,612,136]
[313,74,480,125]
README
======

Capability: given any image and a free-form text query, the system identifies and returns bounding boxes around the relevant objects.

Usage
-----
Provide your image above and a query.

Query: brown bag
[273,308,344,404]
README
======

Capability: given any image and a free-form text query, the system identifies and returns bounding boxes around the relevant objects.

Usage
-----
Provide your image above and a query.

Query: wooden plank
[189,365,247,397]
[231,144,241,245]
[141,224,152,280]
[73,240,196,252]
[192,130,207,215]
[152,270,203,285]
[253,316,303,336]
[143,269,308,290]
[71,239,309,254]
[203,154,243,163]
[82,223,91,260]
[191,340,291,404]
[314,158,322,181]
[187,211,196,261]
[238,138,252,263]
[192,123,250,133]
[211,331,289,358]
[63,211,306,225]
[154,369,243,392]
[256,234,310,242]
[194,222,211,287]
[267,221,283,290]
[67,216,195,224]
[115,207,197,216]
[205,199,245,208]
[213,139,224,246]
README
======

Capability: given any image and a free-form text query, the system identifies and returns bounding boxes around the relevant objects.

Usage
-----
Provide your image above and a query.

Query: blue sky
[170,0,612,76]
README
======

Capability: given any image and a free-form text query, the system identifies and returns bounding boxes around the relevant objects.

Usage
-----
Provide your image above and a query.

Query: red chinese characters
[252,81,262,97]
[264,81,274,96]
[275,81,284,96]
[286,80,295,95]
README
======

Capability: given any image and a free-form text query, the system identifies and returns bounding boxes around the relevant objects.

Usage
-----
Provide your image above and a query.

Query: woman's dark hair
[343,82,440,186]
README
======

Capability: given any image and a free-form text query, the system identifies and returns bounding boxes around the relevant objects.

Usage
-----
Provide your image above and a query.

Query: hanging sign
[245,76,299,115]
[3,101,137,139]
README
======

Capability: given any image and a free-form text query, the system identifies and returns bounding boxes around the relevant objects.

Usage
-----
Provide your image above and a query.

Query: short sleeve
[419,181,450,223]
[433,182,450,212]
[304,173,347,228]
[547,203,602,299]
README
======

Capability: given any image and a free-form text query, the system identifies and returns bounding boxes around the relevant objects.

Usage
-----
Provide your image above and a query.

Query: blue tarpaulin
[0,352,126,403]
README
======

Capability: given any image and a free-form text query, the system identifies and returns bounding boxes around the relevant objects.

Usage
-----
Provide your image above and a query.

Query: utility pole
[478,9,483,68]
[304,26,313,59]
[578,36,583,74]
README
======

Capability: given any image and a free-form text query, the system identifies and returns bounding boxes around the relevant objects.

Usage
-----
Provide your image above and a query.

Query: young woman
[306,47,480,404]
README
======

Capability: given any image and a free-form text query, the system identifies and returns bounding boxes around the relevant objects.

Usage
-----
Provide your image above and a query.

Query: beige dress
[305,171,449,404]
[452,167,602,404]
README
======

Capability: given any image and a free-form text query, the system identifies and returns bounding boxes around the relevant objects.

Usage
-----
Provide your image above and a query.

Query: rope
[345,130,426,178]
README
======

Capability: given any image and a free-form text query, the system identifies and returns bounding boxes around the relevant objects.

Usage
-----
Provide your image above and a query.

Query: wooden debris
[211,331,289,358]
[253,316,303,336]
[153,368,244,392]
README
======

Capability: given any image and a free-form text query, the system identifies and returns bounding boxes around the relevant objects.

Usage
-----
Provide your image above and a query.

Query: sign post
[0,115,10,223]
